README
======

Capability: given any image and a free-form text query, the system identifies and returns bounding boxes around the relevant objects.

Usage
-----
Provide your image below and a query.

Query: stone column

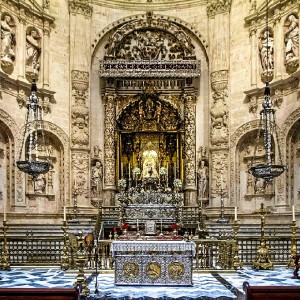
[183,91,197,206]
[17,14,26,79]
[42,21,50,88]
[207,0,231,205]
[69,0,93,208]
[103,92,116,202]
[250,27,258,87]
[273,10,284,80]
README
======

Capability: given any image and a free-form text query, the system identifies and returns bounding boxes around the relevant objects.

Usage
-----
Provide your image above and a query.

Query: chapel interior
[1,0,300,298]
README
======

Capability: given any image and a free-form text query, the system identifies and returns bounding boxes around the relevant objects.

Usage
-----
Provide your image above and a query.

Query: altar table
[111,240,195,286]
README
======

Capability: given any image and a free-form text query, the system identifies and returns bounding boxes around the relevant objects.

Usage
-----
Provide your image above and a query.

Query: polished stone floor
[0,266,299,299]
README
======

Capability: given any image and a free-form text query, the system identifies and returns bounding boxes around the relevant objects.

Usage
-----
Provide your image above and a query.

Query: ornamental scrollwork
[207,0,232,17]
[69,0,93,17]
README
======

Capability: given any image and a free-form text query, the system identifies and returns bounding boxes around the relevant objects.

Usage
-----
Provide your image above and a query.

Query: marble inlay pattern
[0,266,298,299]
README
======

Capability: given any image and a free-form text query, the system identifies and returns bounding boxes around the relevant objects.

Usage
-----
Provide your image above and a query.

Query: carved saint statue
[26,29,41,74]
[285,14,299,62]
[91,160,103,197]
[197,160,208,198]
[1,14,15,64]
[259,30,274,71]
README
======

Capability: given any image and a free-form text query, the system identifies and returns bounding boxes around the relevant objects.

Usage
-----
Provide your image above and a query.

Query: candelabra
[232,220,243,269]
[73,231,89,297]
[287,220,298,269]
[216,189,229,224]
[60,220,69,270]
[253,203,273,270]
[0,221,10,270]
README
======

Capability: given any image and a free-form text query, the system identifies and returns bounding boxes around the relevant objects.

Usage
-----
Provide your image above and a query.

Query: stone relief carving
[211,151,228,192]
[91,159,103,198]
[207,0,232,17]
[1,13,16,71]
[210,91,229,145]
[69,0,93,17]
[284,14,299,74]
[104,17,195,61]
[71,70,89,148]
[72,152,89,197]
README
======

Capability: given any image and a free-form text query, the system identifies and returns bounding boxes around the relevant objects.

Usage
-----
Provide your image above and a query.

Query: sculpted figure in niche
[26,29,41,74]
[259,30,274,71]
[197,160,209,198]
[1,14,15,63]
[91,160,103,197]
[141,150,159,179]
[285,15,299,62]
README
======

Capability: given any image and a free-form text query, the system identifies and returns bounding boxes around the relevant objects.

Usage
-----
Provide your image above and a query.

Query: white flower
[159,167,167,175]
[173,179,182,189]
[132,167,141,175]
[118,179,127,188]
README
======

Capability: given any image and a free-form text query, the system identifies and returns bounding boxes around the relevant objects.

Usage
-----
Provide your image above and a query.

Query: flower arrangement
[121,223,129,230]
[171,223,179,230]
[159,167,167,175]
[173,179,182,189]
[118,179,127,189]
[132,167,141,175]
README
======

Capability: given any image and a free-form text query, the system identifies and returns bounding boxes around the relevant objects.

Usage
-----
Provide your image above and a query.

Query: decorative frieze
[69,0,93,17]
[207,0,232,17]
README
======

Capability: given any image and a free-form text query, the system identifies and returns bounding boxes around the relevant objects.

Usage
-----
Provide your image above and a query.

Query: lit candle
[137,218,139,228]
[63,206,66,221]
[3,200,6,222]
[292,205,296,222]
[128,163,131,179]
[235,207,237,221]
[174,163,176,179]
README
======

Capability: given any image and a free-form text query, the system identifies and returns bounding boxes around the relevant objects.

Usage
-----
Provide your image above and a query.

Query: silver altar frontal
[111,240,195,286]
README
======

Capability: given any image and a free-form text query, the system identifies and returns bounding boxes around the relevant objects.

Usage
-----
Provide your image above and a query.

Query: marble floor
[0,266,299,299]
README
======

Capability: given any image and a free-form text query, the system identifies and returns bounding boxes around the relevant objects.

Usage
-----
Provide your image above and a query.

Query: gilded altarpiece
[99,13,202,205]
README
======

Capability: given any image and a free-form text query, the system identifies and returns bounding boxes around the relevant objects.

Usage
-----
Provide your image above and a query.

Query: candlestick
[174,163,176,179]
[128,163,131,179]
[235,206,237,221]
[64,206,66,221]
[121,163,123,178]
[292,205,296,222]
[137,218,139,230]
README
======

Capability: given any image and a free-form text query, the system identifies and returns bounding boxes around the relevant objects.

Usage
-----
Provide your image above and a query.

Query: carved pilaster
[211,151,228,197]
[69,0,93,17]
[207,0,232,18]
[183,91,196,193]
[103,92,116,190]
[71,70,89,149]
[210,70,229,148]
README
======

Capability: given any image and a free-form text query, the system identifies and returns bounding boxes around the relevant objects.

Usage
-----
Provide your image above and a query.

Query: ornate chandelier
[248,82,286,184]
[248,0,286,185]
[16,80,52,180]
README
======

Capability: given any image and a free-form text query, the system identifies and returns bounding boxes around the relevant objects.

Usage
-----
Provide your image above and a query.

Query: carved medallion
[123,262,139,279]
[168,261,185,280]
[146,262,161,280]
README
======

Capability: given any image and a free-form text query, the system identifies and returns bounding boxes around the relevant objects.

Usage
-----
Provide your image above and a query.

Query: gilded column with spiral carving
[183,91,197,205]
[103,93,116,192]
